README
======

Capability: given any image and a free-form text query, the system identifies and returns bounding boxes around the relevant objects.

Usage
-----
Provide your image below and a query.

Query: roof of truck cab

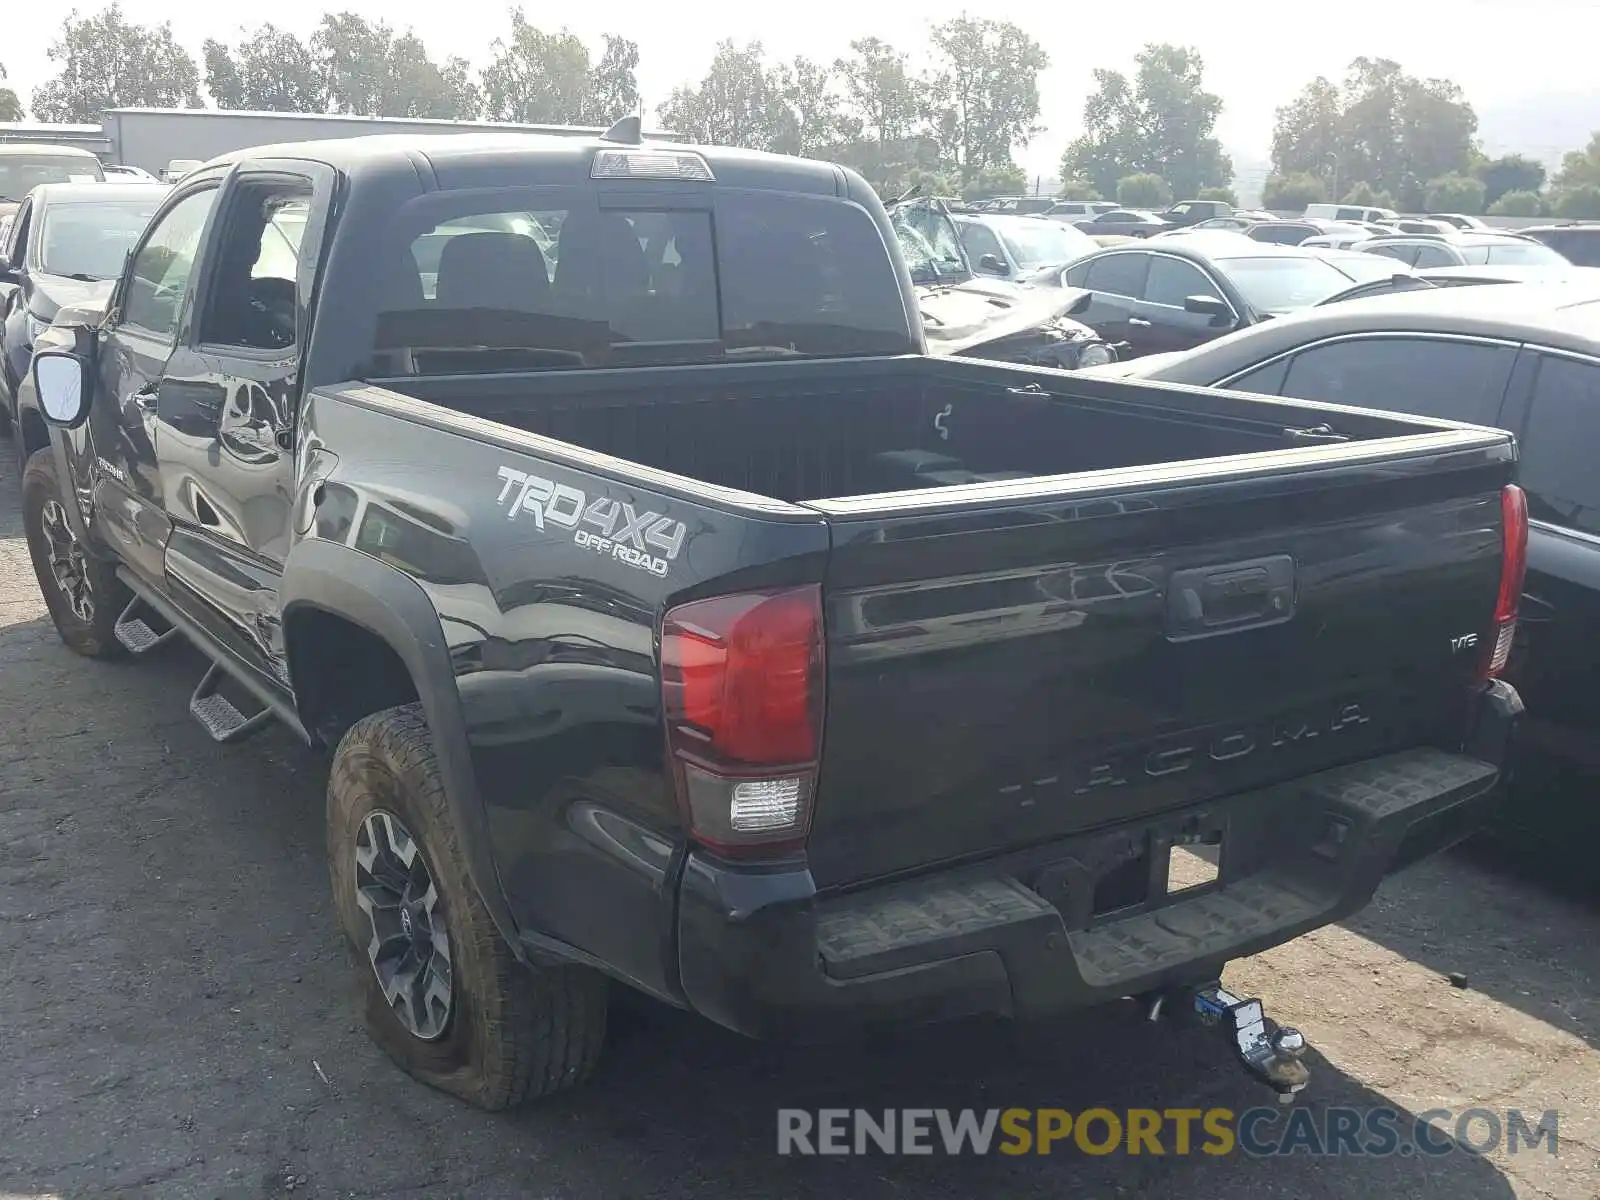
[0,143,102,158]
[193,133,852,196]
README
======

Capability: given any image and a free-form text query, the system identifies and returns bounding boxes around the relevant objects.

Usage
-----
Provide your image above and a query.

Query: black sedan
[1081,280,1600,858]
[1059,236,1374,358]
[1,182,167,430]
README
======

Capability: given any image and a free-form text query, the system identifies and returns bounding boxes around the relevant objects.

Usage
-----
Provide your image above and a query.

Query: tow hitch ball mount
[1147,983,1311,1103]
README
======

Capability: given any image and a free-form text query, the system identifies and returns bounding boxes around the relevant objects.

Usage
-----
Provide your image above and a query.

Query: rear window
[370,192,914,374]
[1461,241,1570,267]
[0,154,104,200]
[1219,256,1360,312]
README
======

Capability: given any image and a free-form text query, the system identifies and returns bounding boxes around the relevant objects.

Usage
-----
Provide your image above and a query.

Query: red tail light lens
[1483,484,1527,679]
[661,586,825,856]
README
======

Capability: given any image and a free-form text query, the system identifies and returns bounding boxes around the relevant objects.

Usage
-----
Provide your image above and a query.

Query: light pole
[1325,152,1340,204]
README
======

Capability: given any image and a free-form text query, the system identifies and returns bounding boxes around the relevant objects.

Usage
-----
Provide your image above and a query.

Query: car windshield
[0,154,103,201]
[1458,241,1570,267]
[1322,253,1408,283]
[40,199,164,280]
[990,216,1097,267]
[369,190,918,374]
[1218,255,1360,313]
[891,203,971,285]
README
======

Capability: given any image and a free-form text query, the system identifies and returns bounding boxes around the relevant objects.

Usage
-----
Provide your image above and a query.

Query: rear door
[803,397,1514,888]
[1064,252,1148,352]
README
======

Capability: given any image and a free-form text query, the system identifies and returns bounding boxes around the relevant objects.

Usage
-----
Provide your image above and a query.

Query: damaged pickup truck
[16,120,1524,1110]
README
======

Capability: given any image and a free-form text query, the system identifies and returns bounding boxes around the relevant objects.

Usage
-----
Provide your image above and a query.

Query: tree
[1477,153,1546,206]
[963,164,1027,201]
[1487,190,1544,218]
[311,12,394,117]
[1057,178,1101,201]
[1262,172,1327,211]
[1270,59,1476,207]
[584,34,640,126]
[1553,183,1600,220]
[480,12,592,124]
[31,4,203,122]
[1198,186,1237,205]
[1424,173,1486,214]
[768,57,842,157]
[304,14,479,120]
[924,17,1046,182]
[1340,181,1394,208]
[1062,44,1231,201]
[834,38,920,148]
[0,63,22,121]
[204,25,325,112]
[1118,173,1170,207]
[1552,131,1600,190]
[656,40,777,150]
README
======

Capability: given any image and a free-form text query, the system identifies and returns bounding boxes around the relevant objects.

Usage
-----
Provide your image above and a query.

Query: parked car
[13,125,1522,1110]
[1519,224,1600,267]
[1427,213,1490,231]
[1079,281,1600,853]
[0,182,169,434]
[974,195,1055,215]
[891,199,1115,368]
[1159,199,1234,227]
[1300,229,1384,250]
[1179,213,1272,232]
[1060,239,1378,357]
[1248,219,1373,247]
[1304,202,1399,224]
[103,163,160,182]
[0,145,106,220]
[1385,219,1455,236]
[1318,263,1600,306]
[162,158,203,183]
[1074,208,1172,238]
[1353,231,1570,268]
[1044,200,1118,222]
[953,211,1099,282]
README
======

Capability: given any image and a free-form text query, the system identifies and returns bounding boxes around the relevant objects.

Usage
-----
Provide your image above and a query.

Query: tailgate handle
[1166,555,1297,641]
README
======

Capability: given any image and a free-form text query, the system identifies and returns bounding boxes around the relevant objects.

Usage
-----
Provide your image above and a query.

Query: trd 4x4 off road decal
[495,466,687,578]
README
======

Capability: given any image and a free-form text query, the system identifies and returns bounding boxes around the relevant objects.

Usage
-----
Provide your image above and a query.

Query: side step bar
[114,567,310,747]
[113,594,181,655]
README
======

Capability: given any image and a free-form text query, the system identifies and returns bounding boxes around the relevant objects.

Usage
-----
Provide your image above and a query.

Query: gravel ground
[0,442,1596,1200]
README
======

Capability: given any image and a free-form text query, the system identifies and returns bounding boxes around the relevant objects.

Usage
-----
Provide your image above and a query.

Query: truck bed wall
[380,359,1322,505]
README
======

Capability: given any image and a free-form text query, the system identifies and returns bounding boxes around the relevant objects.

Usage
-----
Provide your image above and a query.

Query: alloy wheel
[40,499,93,623]
[354,810,454,1041]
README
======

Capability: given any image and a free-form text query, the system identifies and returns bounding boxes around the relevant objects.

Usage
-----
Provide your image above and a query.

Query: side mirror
[32,350,93,428]
[1184,294,1234,326]
[978,253,1008,275]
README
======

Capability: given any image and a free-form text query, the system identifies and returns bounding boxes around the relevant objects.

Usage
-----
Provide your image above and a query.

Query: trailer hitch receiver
[1192,984,1309,1101]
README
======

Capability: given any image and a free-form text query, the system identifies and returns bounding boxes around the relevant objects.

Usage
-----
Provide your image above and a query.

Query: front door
[156,165,328,678]
[1133,254,1237,356]
[87,183,221,584]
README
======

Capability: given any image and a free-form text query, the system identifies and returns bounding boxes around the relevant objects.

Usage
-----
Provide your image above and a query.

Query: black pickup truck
[13,121,1525,1110]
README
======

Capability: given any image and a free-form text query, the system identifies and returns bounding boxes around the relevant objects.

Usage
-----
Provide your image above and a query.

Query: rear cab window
[369,184,915,375]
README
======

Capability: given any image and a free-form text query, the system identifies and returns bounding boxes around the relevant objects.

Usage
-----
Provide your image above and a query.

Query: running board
[113,594,181,655]
[190,663,275,744]
[112,567,311,746]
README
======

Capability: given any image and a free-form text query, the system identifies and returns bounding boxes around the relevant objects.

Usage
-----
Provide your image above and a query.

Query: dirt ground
[0,443,1596,1200]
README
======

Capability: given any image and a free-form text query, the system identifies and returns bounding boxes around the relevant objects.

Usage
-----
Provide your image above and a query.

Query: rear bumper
[676,683,1518,1039]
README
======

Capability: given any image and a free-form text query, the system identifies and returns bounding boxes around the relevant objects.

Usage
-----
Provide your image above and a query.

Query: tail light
[1482,484,1527,680]
[661,585,824,857]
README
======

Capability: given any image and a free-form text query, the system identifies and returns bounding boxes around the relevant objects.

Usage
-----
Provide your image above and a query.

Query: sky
[4,0,1598,182]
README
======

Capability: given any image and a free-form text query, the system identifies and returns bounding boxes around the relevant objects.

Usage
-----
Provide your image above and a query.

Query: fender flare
[278,538,527,955]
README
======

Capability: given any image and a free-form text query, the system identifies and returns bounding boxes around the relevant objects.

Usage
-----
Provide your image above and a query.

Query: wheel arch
[279,538,523,955]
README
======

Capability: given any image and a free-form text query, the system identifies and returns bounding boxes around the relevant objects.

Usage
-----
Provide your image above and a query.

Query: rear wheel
[327,703,608,1109]
[21,447,129,657]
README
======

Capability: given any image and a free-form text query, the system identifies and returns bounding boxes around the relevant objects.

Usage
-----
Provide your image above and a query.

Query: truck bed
[376,355,1443,505]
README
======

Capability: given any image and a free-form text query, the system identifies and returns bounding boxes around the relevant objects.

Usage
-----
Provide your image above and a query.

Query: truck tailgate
[804,430,1515,889]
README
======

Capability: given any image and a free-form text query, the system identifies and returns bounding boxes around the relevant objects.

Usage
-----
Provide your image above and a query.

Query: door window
[1221,357,1292,395]
[959,223,1007,270]
[1081,253,1149,297]
[1143,256,1223,308]
[1411,243,1459,268]
[1365,243,1419,266]
[1277,336,1515,424]
[122,187,219,338]
[1518,354,1600,536]
[197,183,313,351]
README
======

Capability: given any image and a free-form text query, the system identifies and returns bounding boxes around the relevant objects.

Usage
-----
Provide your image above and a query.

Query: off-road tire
[327,703,608,1109]
[21,447,130,658]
